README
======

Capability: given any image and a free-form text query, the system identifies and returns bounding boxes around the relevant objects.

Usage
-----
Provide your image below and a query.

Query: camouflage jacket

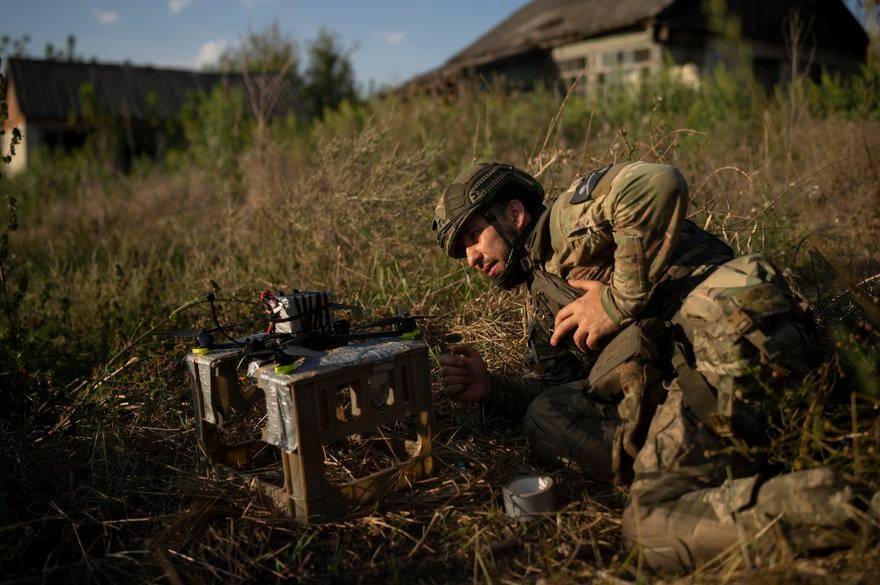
[486,162,734,418]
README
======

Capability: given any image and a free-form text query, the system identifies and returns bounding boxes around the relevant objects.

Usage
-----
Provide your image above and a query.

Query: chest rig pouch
[589,318,672,483]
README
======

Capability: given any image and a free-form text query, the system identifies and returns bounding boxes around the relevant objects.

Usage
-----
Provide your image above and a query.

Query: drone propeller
[155,321,250,349]
[281,345,324,359]
[154,328,216,349]
[354,314,428,330]
[155,328,205,339]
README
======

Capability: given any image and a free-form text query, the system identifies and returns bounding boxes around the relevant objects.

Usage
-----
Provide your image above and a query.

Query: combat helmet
[432,162,544,259]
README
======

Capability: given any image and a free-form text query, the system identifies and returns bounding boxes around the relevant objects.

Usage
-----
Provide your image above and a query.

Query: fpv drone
[157,290,424,364]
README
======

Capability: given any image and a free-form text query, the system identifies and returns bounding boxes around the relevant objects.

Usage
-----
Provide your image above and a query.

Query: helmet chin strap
[481,209,535,290]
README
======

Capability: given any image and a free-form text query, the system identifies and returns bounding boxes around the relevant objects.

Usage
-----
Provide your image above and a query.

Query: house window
[559,56,588,73]
[634,48,651,63]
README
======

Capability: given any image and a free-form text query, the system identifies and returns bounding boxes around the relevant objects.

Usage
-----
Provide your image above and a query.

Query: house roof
[407,0,867,87]
[5,58,300,123]
[447,0,677,69]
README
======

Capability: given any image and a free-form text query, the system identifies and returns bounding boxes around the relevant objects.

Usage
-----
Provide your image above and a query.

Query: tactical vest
[521,164,737,480]
[525,163,733,325]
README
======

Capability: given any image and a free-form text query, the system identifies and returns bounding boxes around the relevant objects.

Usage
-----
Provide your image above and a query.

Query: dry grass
[2,79,880,583]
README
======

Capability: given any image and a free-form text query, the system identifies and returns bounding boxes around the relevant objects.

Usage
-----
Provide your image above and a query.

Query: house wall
[1,80,27,176]
[551,29,662,95]
[471,50,560,91]
[683,35,864,89]
[551,22,865,96]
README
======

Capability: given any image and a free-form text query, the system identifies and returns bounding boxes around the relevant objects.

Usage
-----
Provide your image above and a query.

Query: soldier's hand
[439,343,491,402]
[550,279,620,351]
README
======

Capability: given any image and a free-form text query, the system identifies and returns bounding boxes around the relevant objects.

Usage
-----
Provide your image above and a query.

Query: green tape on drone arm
[274,363,300,375]
[400,331,421,340]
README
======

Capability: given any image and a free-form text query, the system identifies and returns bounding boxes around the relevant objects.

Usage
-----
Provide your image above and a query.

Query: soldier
[432,161,875,571]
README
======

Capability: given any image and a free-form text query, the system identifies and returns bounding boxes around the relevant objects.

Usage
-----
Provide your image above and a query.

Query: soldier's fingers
[448,343,479,358]
[441,365,470,377]
[586,330,601,351]
[550,316,578,346]
[554,304,576,329]
[573,325,590,352]
[567,278,601,292]
[439,354,466,367]
[443,375,471,386]
[444,384,467,397]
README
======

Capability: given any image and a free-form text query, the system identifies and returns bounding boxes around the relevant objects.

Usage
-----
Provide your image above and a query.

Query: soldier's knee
[622,495,739,572]
[621,501,639,543]
[523,395,566,468]
[621,500,686,571]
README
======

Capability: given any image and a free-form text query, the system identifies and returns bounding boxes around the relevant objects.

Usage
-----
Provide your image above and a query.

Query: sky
[0,0,533,90]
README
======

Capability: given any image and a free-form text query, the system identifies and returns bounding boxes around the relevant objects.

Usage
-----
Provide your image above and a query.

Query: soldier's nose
[465,246,481,269]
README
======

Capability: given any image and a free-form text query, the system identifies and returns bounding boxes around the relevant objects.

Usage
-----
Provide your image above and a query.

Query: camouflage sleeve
[484,373,549,420]
[482,317,593,419]
[600,163,687,326]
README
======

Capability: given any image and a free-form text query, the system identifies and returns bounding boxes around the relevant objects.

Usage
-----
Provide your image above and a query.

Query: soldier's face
[457,214,511,279]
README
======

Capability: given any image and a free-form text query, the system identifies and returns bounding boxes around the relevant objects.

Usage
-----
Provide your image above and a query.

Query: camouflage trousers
[524,254,873,571]
[523,380,620,481]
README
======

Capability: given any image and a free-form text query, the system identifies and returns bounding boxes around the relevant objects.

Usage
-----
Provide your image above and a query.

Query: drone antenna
[207,292,244,346]
[259,290,277,333]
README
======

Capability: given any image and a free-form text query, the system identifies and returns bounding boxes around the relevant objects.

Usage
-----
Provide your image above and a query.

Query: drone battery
[272,291,334,334]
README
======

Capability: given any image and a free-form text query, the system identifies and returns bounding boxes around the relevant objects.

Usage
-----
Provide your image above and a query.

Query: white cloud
[93,10,120,25]
[383,31,407,46]
[241,0,273,10]
[194,38,230,68]
[169,0,194,15]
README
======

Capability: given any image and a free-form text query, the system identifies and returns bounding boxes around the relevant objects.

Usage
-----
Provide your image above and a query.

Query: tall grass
[1,64,879,582]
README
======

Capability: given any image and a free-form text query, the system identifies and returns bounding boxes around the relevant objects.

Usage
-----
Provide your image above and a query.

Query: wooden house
[405,0,868,94]
[1,58,300,175]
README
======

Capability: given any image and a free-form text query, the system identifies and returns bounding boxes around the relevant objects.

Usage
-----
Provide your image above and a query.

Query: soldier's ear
[507,198,529,232]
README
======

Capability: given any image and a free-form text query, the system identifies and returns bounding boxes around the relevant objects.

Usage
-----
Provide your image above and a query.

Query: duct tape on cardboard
[263,381,298,452]
[186,357,205,440]
[198,361,217,425]
[286,339,425,381]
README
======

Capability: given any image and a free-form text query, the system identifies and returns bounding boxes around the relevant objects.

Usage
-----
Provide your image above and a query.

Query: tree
[44,35,79,61]
[219,21,303,79]
[302,27,359,119]
[218,21,307,136]
[0,35,31,63]
[206,22,360,124]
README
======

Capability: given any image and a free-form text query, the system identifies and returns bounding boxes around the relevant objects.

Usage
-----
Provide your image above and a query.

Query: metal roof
[447,0,677,69]
[5,58,300,122]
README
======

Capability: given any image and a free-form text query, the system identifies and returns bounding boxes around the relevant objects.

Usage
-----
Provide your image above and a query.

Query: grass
[1,66,880,583]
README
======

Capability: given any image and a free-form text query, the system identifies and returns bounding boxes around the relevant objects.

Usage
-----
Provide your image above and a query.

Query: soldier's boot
[523,381,619,481]
[737,468,875,560]
[623,467,873,572]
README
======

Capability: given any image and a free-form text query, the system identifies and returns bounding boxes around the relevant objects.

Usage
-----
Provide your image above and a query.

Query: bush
[177,85,251,187]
